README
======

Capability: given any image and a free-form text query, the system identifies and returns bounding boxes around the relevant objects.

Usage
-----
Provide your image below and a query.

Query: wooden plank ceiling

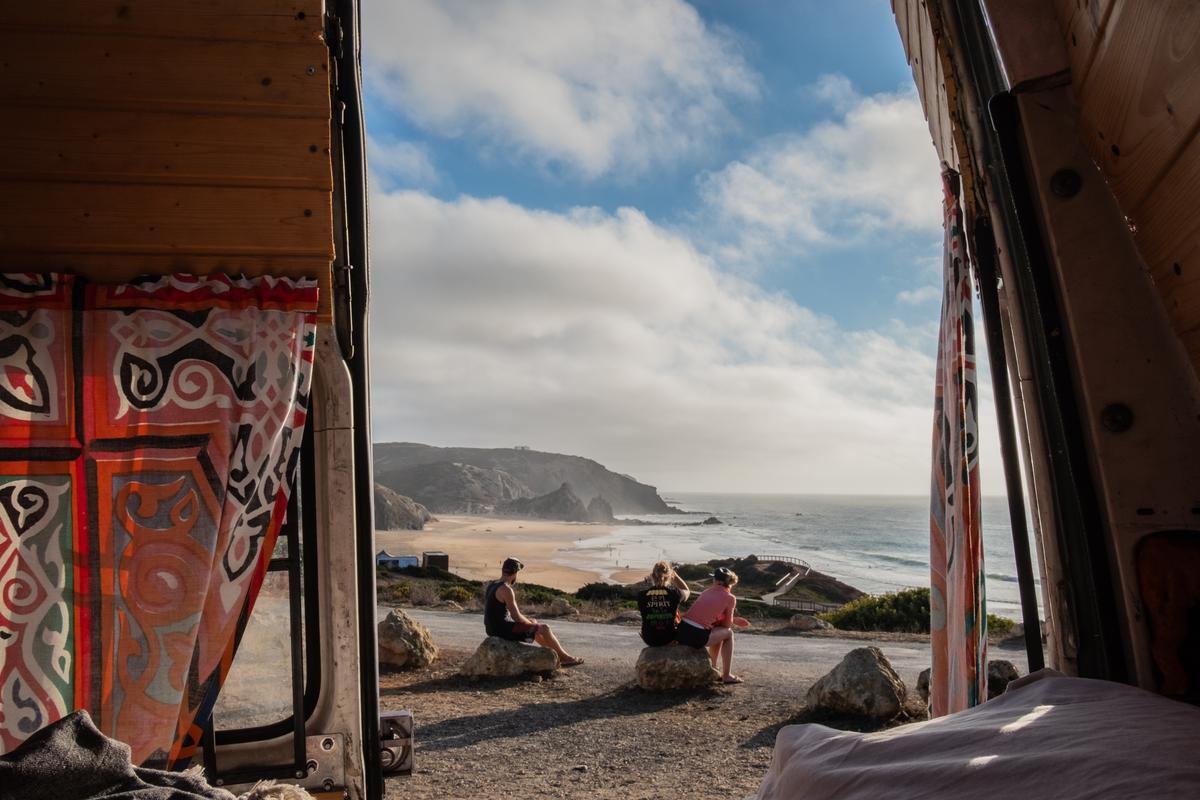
[1054,0,1200,367]
[0,0,334,321]
[893,0,960,172]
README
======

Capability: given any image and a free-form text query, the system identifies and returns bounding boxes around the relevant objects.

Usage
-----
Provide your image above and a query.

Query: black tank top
[484,580,509,635]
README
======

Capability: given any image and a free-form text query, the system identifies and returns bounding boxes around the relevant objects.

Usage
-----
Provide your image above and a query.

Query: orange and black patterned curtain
[0,273,316,767]
[929,172,987,716]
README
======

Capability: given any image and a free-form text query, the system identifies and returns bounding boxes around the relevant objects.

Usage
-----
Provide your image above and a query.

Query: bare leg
[719,634,735,679]
[707,627,732,672]
[534,623,580,663]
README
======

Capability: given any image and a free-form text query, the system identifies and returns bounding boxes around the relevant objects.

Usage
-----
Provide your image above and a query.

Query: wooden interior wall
[1054,0,1200,368]
[893,0,960,173]
[1,0,334,321]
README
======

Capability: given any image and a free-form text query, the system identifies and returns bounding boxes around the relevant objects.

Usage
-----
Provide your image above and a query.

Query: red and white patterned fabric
[0,272,316,766]
[929,173,987,716]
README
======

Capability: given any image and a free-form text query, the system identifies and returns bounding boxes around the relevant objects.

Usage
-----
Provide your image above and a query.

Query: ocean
[557,492,1042,621]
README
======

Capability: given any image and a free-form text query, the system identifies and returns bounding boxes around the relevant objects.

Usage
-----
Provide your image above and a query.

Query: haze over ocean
[558,493,1041,621]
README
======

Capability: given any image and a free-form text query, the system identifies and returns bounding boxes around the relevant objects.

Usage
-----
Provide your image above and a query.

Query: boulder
[377,609,438,670]
[805,647,908,720]
[636,645,716,690]
[916,667,931,705]
[702,516,723,525]
[987,659,1020,699]
[788,613,832,632]
[544,597,578,617]
[459,637,558,677]
[610,609,642,625]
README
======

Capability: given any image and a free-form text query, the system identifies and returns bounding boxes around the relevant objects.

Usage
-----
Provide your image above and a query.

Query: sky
[361,0,1006,496]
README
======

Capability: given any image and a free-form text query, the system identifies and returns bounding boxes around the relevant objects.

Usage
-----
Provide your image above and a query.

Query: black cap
[709,566,734,584]
[502,557,524,574]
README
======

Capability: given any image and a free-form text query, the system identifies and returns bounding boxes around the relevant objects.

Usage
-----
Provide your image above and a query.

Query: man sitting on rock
[484,557,584,666]
[637,561,691,646]
[677,566,750,684]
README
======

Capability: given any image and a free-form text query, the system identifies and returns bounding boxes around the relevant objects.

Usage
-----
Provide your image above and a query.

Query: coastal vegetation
[378,558,925,632]
[819,587,1015,636]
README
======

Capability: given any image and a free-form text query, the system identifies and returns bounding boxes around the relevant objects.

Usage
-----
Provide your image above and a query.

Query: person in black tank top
[483,557,583,666]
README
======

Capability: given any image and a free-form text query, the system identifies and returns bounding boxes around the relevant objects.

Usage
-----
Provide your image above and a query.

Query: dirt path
[379,610,1027,799]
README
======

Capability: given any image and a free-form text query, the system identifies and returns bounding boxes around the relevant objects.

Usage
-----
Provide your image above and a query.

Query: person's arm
[497,584,536,626]
[730,595,750,627]
[671,571,691,602]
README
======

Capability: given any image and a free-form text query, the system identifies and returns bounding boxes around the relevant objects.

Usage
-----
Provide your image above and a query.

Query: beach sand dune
[376,515,647,590]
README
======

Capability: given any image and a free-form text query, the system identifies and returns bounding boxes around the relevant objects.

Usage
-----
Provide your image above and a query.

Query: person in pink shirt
[678,566,750,684]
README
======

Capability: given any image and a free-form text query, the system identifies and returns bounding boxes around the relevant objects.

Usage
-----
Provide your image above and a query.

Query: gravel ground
[378,611,1028,799]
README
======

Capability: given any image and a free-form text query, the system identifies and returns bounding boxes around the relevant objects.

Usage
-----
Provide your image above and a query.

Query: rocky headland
[374,442,680,516]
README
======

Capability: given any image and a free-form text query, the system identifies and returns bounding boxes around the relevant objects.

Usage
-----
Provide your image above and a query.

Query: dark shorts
[675,621,710,649]
[490,621,539,643]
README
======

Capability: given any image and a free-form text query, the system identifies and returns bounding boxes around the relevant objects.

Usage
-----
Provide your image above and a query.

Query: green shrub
[820,588,1018,636]
[386,583,410,602]
[820,587,932,633]
[440,585,475,604]
[575,582,638,602]
[519,582,573,605]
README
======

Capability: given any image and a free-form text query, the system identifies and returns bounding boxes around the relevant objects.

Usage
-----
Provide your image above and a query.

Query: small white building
[376,550,418,571]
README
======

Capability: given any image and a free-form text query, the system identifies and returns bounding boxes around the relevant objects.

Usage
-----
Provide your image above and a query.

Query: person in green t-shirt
[637,561,692,646]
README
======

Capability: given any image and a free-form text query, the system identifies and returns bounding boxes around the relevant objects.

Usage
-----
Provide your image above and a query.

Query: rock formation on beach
[375,460,531,514]
[373,483,435,530]
[374,442,678,514]
[586,495,616,523]
[498,482,590,522]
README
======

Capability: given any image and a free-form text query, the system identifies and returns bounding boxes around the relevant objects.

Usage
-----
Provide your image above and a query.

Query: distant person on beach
[637,561,691,646]
[484,557,584,666]
[677,566,750,684]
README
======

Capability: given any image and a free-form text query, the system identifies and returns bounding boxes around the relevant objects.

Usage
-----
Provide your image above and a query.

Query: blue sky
[360,0,1001,495]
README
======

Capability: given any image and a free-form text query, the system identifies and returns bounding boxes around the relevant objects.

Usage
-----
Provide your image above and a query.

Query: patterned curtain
[0,273,316,767]
[929,171,987,716]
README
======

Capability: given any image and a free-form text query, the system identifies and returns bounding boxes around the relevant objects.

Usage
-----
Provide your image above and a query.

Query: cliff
[373,443,677,514]
[373,484,436,530]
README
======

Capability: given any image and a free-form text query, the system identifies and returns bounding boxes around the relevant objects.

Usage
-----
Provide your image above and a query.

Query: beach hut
[421,551,450,570]
[376,550,419,571]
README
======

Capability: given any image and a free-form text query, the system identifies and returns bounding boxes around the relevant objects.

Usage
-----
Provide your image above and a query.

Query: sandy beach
[375,515,648,591]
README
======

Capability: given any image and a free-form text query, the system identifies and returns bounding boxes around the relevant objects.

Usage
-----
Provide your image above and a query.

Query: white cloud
[366,189,1001,495]
[697,76,942,264]
[367,135,439,190]
[897,285,941,305]
[362,0,758,179]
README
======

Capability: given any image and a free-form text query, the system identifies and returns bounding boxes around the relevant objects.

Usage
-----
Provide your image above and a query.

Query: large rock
[373,483,435,530]
[498,483,589,522]
[586,495,615,523]
[916,667,931,705]
[988,659,1020,699]
[805,646,908,719]
[636,645,716,690]
[788,613,832,632]
[377,609,438,670]
[459,637,559,677]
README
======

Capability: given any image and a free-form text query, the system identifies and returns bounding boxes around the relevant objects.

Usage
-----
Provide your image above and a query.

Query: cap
[502,557,524,574]
[708,566,734,584]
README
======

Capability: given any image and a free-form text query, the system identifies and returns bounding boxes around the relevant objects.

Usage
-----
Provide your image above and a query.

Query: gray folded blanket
[0,711,235,800]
